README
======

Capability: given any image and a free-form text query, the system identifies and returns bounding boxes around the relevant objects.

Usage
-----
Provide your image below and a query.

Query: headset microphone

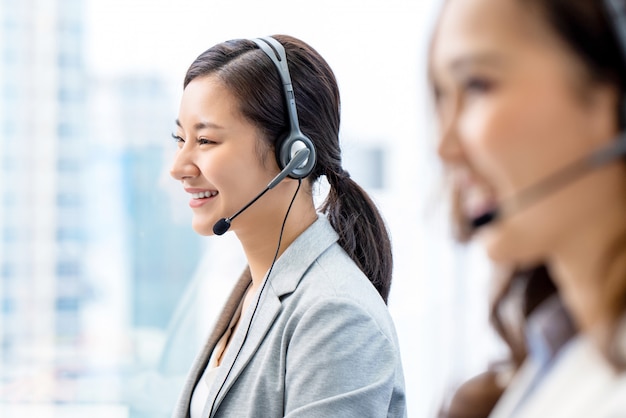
[212,147,310,235]
[470,134,626,230]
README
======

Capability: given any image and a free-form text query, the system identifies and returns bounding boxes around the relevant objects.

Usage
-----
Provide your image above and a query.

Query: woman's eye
[171,133,184,144]
[463,77,494,94]
[433,85,449,112]
[197,138,216,145]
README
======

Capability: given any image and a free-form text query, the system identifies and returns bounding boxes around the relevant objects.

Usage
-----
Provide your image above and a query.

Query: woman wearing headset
[430,0,626,417]
[168,35,406,418]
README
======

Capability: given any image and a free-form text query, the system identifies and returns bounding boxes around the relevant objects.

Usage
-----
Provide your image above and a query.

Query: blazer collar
[266,214,339,296]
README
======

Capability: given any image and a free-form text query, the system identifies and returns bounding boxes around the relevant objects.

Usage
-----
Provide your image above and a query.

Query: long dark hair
[437,0,626,416]
[183,35,393,303]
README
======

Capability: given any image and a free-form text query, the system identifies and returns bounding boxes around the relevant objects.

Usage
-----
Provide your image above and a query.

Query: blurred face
[170,75,281,236]
[430,0,621,265]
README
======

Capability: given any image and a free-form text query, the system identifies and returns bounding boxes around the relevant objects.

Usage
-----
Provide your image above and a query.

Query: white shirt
[490,309,626,418]
[190,300,244,418]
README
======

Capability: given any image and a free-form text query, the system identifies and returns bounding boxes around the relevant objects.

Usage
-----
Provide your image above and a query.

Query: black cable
[207,178,303,417]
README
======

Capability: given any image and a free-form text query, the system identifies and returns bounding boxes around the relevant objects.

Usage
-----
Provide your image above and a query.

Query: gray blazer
[172,215,407,417]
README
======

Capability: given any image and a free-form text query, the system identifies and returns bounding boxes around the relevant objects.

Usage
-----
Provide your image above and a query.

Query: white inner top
[189,300,244,418]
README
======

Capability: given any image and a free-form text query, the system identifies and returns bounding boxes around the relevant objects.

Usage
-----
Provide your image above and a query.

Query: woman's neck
[235,185,318,288]
[549,196,626,332]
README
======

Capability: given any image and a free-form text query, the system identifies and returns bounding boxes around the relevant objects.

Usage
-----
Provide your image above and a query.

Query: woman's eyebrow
[448,52,506,73]
[175,119,225,130]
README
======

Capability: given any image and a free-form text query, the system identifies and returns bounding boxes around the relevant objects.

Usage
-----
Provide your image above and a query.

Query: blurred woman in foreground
[430,0,626,416]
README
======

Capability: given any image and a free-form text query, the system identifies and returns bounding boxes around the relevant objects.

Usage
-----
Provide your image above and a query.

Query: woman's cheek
[458,102,516,182]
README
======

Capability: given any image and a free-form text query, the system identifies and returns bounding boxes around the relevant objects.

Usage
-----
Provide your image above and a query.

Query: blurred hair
[183,35,393,302]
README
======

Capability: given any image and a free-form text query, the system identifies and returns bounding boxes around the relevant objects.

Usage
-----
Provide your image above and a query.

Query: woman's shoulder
[283,277,400,350]
[307,242,383,301]
[284,241,397,332]
[287,214,380,299]
[491,332,626,418]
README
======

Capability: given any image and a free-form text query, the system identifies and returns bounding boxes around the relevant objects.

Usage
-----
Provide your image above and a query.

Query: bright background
[0,0,499,417]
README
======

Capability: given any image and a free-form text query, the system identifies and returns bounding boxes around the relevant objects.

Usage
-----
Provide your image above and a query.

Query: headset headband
[606,0,626,56]
[250,37,303,138]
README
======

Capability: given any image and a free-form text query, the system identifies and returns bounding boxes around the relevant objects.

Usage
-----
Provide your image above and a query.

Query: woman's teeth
[191,191,217,199]
[463,187,495,218]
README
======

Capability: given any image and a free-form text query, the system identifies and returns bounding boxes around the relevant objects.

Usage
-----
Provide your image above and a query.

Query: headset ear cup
[277,134,316,179]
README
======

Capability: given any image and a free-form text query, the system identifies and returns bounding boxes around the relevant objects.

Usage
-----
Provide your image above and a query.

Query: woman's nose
[170,147,199,181]
[437,117,464,164]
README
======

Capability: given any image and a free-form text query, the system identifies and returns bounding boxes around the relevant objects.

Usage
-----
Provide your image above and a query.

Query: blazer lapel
[202,274,282,417]
[171,269,252,418]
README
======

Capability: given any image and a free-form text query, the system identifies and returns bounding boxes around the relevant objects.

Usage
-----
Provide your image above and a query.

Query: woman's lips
[185,188,219,209]
[460,183,498,221]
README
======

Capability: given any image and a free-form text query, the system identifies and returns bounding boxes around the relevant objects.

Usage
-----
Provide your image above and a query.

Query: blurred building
[0,0,88,385]
[87,73,202,416]
[117,76,200,332]
[0,0,200,410]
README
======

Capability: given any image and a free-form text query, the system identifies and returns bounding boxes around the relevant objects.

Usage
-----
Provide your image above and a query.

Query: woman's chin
[192,218,218,236]
[477,227,543,267]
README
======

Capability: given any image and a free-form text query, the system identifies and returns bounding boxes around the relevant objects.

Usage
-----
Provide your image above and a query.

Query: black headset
[250,36,317,179]
[606,0,626,130]
[606,0,626,56]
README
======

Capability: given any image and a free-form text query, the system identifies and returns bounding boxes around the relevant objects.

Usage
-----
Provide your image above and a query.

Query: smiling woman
[168,34,406,418]
[429,0,626,417]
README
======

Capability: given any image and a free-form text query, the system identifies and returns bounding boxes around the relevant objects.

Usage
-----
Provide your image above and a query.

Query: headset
[606,0,626,55]
[250,36,317,179]
[212,36,316,236]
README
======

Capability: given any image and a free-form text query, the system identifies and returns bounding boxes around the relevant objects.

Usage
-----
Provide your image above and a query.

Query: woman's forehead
[431,0,549,70]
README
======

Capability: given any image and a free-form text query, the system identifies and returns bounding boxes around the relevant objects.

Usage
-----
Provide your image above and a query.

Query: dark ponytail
[323,168,393,303]
[183,34,393,302]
